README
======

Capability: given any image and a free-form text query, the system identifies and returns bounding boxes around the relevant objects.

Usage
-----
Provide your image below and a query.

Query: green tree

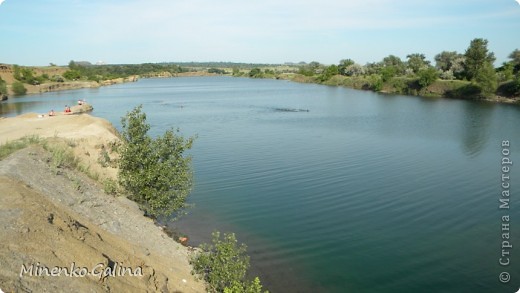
[342,63,365,76]
[364,62,383,75]
[12,81,27,95]
[382,55,405,75]
[434,51,461,71]
[298,66,314,77]
[380,66,397,82]
[475,61,498,97]
[192,231,266,293]
[508,49,520,73]
[68,60,79,70]
[417,67,438,88]
[463,38,496,81]
[308,61,322,72]
[318,65,339,81]
[118,105,194,217]
[338,59,355,76]
[373,55,406,81]
[497,62,514,82]
[450,56,466,80]
[406,53,430,74]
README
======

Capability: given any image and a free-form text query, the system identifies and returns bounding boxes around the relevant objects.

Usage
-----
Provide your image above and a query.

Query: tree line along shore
[1,38,519,104]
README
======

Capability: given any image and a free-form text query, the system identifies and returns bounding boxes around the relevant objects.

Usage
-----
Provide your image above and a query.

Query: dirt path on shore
[0,114,206,292]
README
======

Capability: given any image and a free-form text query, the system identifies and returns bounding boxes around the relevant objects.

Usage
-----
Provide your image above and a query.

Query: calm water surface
[2,77,520,292]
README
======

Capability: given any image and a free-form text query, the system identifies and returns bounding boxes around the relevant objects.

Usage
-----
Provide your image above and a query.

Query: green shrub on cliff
[11,81,27,95]
[0,77,7,96]
[224,278,265,293]
[12,65,46,85]
[118,105,194,217]
[63,70,82,80]
[191,231,267,293]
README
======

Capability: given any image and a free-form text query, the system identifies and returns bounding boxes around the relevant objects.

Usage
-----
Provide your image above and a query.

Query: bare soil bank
[0,114,206,292]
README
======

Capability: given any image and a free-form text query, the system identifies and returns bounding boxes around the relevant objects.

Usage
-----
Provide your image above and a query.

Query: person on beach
[48,109,55,116]
[78,99,84,105]
[64,105,72,114]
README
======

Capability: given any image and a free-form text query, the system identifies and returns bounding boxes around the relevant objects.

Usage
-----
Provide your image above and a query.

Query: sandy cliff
[0,113,205,292]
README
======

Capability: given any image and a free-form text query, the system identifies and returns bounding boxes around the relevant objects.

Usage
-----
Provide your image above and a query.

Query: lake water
[2,77,520,292]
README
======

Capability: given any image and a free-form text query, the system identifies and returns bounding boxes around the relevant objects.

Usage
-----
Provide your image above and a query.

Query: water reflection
[459,102,494,157]
[0,101,44,116]
[0,96,79,117]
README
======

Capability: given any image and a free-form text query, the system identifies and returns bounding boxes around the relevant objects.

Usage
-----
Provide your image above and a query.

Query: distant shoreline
[2,63,518,106]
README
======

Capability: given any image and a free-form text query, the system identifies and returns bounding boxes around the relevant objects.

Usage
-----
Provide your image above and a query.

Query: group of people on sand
[46,98,86,117]
[48,105,71,116]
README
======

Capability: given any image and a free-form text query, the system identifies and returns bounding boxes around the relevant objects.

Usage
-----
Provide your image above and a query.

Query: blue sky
[0,0,519,66]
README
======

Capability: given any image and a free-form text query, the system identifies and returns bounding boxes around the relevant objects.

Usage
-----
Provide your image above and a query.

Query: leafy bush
[50,75,65,82]
[63,70,82,80]
[368,74,383,91]
[191,231,267,293]
[118,105,194,217]
[389,77,408,94]
[417,67,439,88]
[439,69,455,80]
[249,68,263,78]
[232,67,243,77]
[224,278,265,293]
[12,65,45,85]
[103,178,118,195]
[209,68,227,74]
[11,81,27,95]
[475,61,498,97]
[497,74,520,97]
[380,66,397,82]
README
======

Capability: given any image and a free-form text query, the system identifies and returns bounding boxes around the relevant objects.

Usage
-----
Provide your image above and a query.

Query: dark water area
[2,77,520,292]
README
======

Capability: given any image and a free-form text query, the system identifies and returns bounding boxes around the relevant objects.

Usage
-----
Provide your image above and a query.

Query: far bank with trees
[1,38,519,104]
[241,38,520,104]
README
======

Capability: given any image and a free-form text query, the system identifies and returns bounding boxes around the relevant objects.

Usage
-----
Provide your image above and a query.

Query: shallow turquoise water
[2,77,520,292]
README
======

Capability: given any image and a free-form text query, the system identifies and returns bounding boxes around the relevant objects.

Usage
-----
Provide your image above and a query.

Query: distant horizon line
[2,61,316,67]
